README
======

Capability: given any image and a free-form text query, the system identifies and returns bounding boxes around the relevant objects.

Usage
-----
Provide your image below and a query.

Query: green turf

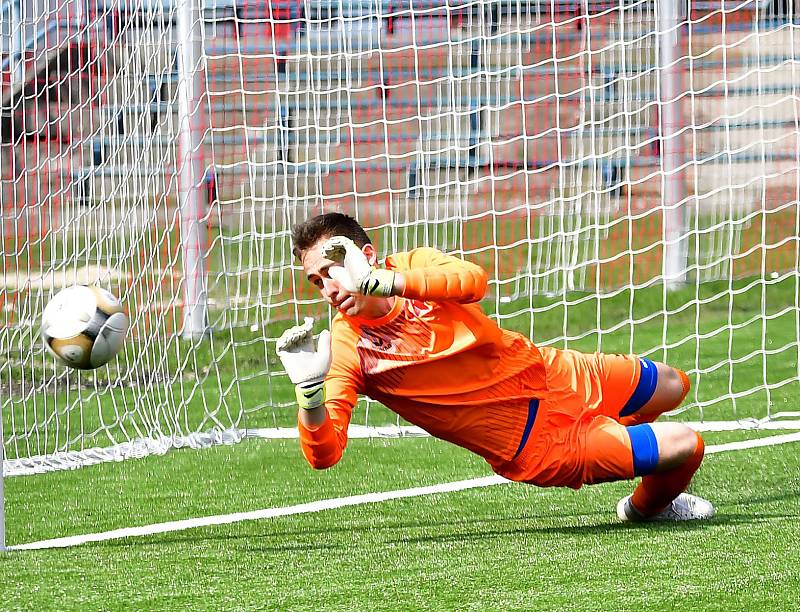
[2,432,799,610]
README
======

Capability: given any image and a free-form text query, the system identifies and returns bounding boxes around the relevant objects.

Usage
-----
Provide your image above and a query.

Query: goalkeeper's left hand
[276,317,332,410]
[321,236,396,298]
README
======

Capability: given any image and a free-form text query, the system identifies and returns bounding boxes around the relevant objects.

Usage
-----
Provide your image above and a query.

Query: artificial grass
[1,432,799,610]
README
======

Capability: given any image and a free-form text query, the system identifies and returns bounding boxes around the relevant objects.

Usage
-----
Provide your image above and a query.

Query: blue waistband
[512,398,540,460]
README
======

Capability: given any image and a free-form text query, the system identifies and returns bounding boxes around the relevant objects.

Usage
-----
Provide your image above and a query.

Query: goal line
[6,416,800,477]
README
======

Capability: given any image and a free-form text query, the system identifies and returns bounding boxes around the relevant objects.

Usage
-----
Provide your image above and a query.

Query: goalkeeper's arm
[276,318,354,469]
[321,237,488,304]
[391,247,489,304]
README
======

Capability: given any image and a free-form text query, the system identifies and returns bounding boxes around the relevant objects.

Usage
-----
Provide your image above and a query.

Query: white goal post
[1,0,799,546]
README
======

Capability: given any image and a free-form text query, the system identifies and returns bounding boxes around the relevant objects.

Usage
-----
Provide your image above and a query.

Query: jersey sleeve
[390,247,489,304]
[297,322,363,469]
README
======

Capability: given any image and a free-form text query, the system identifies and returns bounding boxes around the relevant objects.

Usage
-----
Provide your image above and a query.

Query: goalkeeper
[277,212,715,522]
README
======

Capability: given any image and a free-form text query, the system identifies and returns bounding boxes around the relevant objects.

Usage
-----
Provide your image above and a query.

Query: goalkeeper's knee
[651,366,691,417]
[620,365,690,427]
[667,367,691,411]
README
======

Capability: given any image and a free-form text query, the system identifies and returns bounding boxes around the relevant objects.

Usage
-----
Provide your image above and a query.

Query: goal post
[659,0,689,289]
[0,0,799,489]
[176,0,211,340]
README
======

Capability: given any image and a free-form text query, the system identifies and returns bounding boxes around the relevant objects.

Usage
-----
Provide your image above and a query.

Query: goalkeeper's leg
[589,357,711,520]
[519,349,711,520]
[621,424,709,520]
[538,348,690,427]
[580,417,712,520]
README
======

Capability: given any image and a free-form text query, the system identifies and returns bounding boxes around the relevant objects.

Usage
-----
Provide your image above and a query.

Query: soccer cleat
[616,493,716,522]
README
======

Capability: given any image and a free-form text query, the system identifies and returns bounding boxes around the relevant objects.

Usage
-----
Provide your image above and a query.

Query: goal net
[1,0,799,476]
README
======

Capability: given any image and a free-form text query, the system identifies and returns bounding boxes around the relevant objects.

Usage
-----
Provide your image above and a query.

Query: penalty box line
[10,431,800,551]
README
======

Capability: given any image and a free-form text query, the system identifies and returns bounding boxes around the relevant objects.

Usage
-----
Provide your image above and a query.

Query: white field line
[9,432,800,552]
[9,476,507,551]
[703,431,800,454]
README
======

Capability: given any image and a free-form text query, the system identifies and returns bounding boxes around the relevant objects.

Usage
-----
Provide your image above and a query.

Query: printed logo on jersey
[357,304,434,390]
[363,328,393,352]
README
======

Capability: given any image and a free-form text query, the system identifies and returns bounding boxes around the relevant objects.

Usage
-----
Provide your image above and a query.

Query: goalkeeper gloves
[276,317,332,410]
[321,236,396,298]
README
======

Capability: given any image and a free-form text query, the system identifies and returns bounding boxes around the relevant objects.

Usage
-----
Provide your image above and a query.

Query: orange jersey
[298,247,549,469]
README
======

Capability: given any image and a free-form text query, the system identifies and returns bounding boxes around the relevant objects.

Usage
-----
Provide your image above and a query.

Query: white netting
[1,0,799,475]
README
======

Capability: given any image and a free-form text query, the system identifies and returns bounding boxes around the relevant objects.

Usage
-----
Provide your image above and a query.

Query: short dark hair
[291,212,372,259]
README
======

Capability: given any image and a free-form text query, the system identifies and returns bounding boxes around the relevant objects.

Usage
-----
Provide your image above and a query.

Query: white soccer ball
[41,285,129,370]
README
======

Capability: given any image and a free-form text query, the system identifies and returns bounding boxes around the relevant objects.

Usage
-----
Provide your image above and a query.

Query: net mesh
[1,0,799,475]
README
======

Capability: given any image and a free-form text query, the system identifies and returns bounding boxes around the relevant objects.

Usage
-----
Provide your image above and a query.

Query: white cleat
[616,493,716,522]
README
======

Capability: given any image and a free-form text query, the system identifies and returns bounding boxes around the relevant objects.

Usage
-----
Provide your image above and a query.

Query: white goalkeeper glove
[276,317,332,410]
[321,236,396,298]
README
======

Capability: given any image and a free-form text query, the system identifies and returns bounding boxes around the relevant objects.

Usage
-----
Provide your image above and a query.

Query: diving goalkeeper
[277,212,715,522]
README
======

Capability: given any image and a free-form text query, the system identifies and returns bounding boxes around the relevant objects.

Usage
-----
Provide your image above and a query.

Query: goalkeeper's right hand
[321,235,396,298]
[276,317,332,410]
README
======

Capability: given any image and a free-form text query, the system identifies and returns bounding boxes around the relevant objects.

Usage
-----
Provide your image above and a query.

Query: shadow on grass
[91,504,800,552]
[88,507,609,550]
[381,506,800,547]
[720,488,800,508]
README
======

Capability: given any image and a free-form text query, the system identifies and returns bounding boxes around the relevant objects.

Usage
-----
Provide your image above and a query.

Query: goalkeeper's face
[301,238,383,318]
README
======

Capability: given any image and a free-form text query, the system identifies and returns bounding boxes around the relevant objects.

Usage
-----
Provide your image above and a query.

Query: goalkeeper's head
[292,213,387,318]
[292,212,372,259]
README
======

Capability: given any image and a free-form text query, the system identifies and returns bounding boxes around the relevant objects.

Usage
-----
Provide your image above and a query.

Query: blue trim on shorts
[512,399,540,460]
[627,423,660,476]
[619,357,658,417]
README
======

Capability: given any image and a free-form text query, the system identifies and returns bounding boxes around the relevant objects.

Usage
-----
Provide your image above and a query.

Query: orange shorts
[492,346,658,489]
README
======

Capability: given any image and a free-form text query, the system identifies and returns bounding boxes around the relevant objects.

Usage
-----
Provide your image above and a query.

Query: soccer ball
[41,285,129,370]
